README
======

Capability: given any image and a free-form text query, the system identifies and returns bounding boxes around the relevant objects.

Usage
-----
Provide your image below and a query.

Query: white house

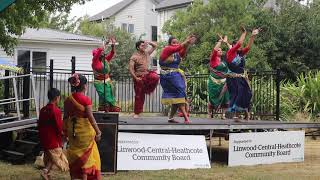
[89,0,163,41]
[155,0,193,41]
[0,28,101,72]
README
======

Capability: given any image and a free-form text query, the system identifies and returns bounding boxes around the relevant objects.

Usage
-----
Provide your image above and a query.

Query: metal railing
[26,59,280,120]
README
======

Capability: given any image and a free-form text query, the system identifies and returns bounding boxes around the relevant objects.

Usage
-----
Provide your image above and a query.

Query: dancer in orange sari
[63,74,102,180]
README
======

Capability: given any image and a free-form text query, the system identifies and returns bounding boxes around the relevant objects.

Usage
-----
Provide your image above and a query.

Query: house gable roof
[89,0,136,22]
[155,0,192,11]
[19,28,101,45]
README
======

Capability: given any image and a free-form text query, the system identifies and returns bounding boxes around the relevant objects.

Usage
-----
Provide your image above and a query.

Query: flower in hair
[70,73,80,87]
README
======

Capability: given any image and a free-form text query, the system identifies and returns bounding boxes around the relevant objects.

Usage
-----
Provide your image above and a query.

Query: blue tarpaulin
[0,0,15,12]
[0,58,23,73]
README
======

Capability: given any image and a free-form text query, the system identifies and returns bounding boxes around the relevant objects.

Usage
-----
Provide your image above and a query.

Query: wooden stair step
[15,139,38,145]
[2,150,25,156]
[25,129,38,133]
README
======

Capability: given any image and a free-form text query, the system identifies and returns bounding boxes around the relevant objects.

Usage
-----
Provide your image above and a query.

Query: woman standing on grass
[63,74,102,180]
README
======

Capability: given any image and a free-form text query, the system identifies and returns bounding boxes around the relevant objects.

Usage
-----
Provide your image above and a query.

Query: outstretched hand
[240,25,246,33]
[109,37,116,45]
[222,35,228,43]
[187,34,197,44]
[252,28,261,36]
[217,33,223,42]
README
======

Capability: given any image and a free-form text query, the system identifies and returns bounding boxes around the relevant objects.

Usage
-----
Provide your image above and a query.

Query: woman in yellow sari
[63,74,102,180]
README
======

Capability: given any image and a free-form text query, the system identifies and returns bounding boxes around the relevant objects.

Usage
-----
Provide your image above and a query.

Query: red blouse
[91,47,115,71]
[160,44,186,61]
[209,49,220,68]
[226,42,250,63]
[38,103,63,150]
[64,92,92,118]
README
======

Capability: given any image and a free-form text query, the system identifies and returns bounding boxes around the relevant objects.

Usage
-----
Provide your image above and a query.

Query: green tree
[0,0,90,55]
[39,12,80,33]
[162,0,271,73]
[78,18,136,77]
[161,0,320,75]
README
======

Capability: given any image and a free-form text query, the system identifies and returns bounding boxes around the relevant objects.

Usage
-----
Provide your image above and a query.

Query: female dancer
[92,37,121,112]
[159,35,196,123]
[63,74,102,180]
[208,35,230,119]
[226,26,260,120]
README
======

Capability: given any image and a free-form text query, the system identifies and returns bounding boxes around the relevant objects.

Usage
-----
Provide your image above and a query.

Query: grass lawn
[0,138,319,180]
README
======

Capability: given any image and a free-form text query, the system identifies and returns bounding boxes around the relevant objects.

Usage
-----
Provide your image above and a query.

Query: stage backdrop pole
[71,56,76,74]
[23,62,30,118]
[4,70,9,114]
[49,59,54,89]
[276,68,281,121]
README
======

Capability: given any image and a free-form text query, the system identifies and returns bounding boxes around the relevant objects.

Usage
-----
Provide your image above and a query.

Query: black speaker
[93,112,118,174]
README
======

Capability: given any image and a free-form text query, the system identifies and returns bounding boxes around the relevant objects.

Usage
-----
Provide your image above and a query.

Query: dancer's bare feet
[133,114,140,119]
[184,120,191,124]
[40,169,50,180]
[233,117,241,122]
[168,118,179,123]
[244,111,250,121]
[221,113,226,120]
[184,117,191,124]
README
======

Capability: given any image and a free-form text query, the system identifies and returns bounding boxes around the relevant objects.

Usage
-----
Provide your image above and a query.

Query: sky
[70,0,123,18]
[69,0,310,19]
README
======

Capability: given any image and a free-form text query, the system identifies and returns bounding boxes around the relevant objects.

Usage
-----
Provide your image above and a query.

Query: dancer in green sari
[208,35,230,119]
[92,38,120,112]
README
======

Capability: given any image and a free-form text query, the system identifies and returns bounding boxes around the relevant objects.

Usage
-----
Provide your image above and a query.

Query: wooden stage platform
[0,115,319,133]
[118,116,320,131]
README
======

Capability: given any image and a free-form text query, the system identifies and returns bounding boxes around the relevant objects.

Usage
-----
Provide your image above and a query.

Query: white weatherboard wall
[144,0,158,41]
[113,0,158,41]
[114,0,145,40]
[0,42,99,71]
[157,7,188,41]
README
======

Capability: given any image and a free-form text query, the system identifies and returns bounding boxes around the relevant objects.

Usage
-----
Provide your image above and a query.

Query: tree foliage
[162,0,320,76]
[39,12,80,33]
[0,0,90,55]
[78,17,136,78]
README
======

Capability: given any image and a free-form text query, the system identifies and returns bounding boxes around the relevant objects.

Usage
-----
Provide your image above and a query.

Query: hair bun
[69,73,81,87]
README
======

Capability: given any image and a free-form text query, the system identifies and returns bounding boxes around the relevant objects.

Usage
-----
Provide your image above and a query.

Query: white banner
[229,131,304,166]
[117,132,211,170]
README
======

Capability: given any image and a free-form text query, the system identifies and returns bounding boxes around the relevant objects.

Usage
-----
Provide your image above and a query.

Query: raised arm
[222,35,232,49]
[105,38,116,62]
[237,26,247,45]
[146,41,158,55]
[160,45,184,60]
[241,28,260,56]
[226,27,247,62]
[105,45,115,62]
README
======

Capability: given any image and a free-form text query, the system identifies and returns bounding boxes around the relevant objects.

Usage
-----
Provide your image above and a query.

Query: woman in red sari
[63,74,102,180]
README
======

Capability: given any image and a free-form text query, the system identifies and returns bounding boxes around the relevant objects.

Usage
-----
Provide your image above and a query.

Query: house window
[152,57,157,67]
[17,50,47,73]
[128,24,134,33]
[151,26,157,41]
[121,23,127,31]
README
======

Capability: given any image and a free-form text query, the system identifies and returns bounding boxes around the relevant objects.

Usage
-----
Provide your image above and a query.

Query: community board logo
[229,131,305,166]
[117,132,211,170]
